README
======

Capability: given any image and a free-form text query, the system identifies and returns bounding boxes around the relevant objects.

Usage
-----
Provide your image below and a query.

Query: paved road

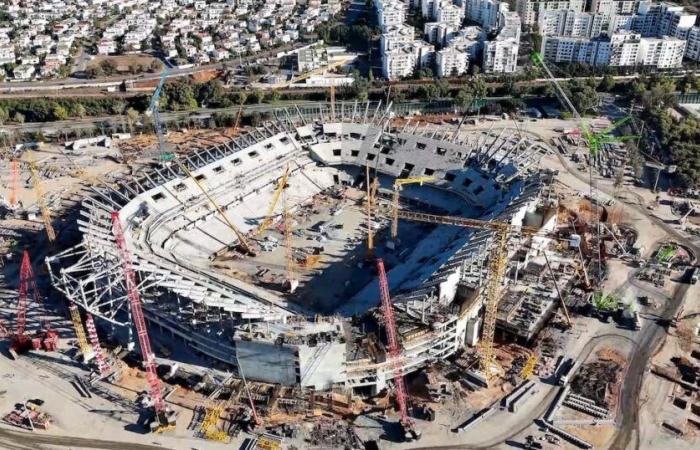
[0,427,165,450]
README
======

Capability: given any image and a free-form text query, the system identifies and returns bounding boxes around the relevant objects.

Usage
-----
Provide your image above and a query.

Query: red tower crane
[376,258,420,441]
[8,251,57,357]
[111,212,173,430]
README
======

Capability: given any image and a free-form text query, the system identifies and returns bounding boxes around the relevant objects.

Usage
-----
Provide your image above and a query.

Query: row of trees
[630,75,700,187]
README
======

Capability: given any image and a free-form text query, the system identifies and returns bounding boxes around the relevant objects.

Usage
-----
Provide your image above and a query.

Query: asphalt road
[0,427,165,450]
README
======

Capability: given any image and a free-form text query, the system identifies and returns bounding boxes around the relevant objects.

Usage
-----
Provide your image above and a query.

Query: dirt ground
[89,54,159,73]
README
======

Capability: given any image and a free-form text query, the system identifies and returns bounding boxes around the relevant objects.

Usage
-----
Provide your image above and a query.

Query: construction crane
[256,166,291,236]
[375,258,420,442]
[229,97,246,137]
[365,164,380,258]
[27,151,56,243]
[390,177,435,240]
[283,186,298,293]
[9,159,18,206]
[85,313,111,377]
[111,212,174,431]
[532,52,635,292]
[8,251,57,357]
[68,303,93,362]
[178,162,255,255]
[386,208,538,380]
[148,68,174,161]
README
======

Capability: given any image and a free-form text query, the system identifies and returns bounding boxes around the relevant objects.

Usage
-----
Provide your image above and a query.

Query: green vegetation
[631,75,700,187]
[592,292,618,311]
[657,244,676,262]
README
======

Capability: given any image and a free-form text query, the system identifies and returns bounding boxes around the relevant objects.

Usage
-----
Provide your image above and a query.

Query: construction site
[1,63,699,450]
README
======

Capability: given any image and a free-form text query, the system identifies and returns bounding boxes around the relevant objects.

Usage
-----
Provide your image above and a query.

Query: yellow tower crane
[384,208,538,381]
[178,162,255,255]
[283,187,297,293]
[391,177,435,240]
[27,151,56,243]
[365,164,380,259]
[256,166,291,237]
[68,303,93,361]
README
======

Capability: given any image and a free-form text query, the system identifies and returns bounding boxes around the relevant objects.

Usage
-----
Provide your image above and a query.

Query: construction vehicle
[390,177,435,241]
[385,207,538,381]
[111,212,176,432]
[375,258,420,442]
[27,151,56,243]
[256,166,291,237]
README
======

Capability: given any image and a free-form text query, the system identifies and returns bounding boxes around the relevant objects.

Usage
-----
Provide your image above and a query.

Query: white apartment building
[422,0,438,18]
[538,10,606,38]
[632,1,696,39]
[590,0,640,15]
[447,26,486,58]
[483,11,520,72]
[383,46,416,79]
[425,22,457,45]
[436,46,469,76]
[381,24,415,52]
[516,0,586,26]
[375,0,406,31]
[542,30,685,67]
[686,26,700,61]
[382,40,436,79]
[465,0,504,30]
[638,36,686,67]
[436,1,466,26]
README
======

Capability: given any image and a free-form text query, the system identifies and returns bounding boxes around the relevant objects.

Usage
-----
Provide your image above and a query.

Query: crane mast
[27,152,56,243]
[9,159,18,206]
[376,259,418,440]
[111,212,167,421]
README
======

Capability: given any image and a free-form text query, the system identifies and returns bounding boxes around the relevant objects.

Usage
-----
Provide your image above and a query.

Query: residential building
[515,0,586,26]
[436,46,469,76]
[538,10,606,38]
[483,10,520,72]
[465,0,504,30]
[376,0,406,31]
[381,24,415,52]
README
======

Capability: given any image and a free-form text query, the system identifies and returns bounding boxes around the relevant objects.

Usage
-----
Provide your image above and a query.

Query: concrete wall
[235,339,299,385]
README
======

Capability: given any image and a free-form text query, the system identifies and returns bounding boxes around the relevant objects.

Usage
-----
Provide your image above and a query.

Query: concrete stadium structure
[47,102,555,394]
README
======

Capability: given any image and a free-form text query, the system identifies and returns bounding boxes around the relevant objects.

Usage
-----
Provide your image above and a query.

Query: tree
[149,59,164,73]
[100,59,118,76]
[52,104,69,121]
[0,107,8,124]
[269,90,281,103]
[455,89,474,110]
[73,104,87,119]
[126,107,140,132]
[598,74,615,92]
[252,89,265,104]
[13,112,25,124]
